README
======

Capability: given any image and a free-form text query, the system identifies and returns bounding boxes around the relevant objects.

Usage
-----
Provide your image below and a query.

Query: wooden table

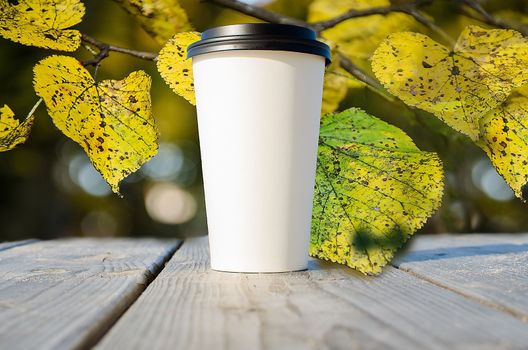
[0,234,527,350]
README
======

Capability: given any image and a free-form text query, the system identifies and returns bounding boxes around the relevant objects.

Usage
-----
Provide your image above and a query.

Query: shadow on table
[396,243,528,263]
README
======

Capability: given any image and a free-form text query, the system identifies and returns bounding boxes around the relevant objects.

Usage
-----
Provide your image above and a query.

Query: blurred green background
[1,0,528,241]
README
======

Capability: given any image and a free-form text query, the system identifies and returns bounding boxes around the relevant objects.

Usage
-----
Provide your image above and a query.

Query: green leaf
[112,0,193,45]
[33,55,158,194]
[312,108,444,274]
[0,0,85,51]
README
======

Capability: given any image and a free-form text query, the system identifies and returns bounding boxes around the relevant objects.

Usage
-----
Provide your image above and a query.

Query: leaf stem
[26,98,43,120]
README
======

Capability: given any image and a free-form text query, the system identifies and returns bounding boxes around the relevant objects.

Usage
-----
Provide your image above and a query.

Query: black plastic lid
[187,23,331,65]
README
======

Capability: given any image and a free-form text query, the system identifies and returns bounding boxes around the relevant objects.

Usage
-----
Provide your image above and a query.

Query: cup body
[192,49,325,272]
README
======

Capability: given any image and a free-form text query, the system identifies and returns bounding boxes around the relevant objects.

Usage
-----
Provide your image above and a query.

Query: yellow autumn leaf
[112,0,192,45]
[33,56,158,194]
[312,108,444,274]
[0,0,85,51]
[478,92,528,201]
[321,41,364,115]
[308,0,419,69]
[157,32,200,105]
[372,25,528,141]
[516,85,528,98]
[0,100,41,152]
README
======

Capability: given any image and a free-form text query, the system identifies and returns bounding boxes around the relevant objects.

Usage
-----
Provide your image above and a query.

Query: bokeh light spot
[471,158,514,202]
[141,143,184,181]
[145,182,197,224]
[68,153,111,197]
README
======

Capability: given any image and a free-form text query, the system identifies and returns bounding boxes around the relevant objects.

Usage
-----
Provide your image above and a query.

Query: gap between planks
[96,236,528,350]
[81,240,184,350]
[0,239,183,350]
[0,239,38,252]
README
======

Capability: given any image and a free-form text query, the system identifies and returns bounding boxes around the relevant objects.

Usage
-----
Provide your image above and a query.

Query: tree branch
[312,4,412,31]
[207,0,455,89]
[311,3,454,45]
[206,0,310,28]
[458,0,528,36]
[337,53,384,91]
[207,0,384,88]
[81,34,158,65]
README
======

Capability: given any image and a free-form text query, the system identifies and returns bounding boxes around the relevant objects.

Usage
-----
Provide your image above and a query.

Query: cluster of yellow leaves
[0,0,200,193]
[33,56,158,194]
[157,32,200,105]
[111,0,192,45]
[372,25,528,200]
[0,102,40,152]
[0,0,448,276]
[312,108,443,274]
[0,0,85,51]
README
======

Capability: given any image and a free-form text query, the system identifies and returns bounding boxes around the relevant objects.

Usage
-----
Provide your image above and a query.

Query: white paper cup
[188,24,330,272]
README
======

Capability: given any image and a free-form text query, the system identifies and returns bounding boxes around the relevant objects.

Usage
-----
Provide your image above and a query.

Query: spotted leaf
[157,32,200,105]
[478,92,528,201]
[0,0,85,51]
[372,25,528,141]
[112,0,192,45]
[0,100,41,152]
[33,56,158,194]
[312,108,444,274]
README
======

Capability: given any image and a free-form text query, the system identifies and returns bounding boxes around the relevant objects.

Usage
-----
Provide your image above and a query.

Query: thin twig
[82,44,110,67]
[312,4,454,45]
[206,0,310,28]
[337,53,382,91]
[458,0,528,36]
[312,5,409,31]
[207,0,455,87]
[81,34,158,64]
[403,8,455,46]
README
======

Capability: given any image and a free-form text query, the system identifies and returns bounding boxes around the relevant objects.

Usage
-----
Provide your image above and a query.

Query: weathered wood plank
[0,239,37,252]
[97,237,528,350]
[393,233,528,321]
[0,238,181,350]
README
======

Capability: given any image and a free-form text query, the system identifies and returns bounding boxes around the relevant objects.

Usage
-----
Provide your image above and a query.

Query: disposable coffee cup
[187,24,330,273]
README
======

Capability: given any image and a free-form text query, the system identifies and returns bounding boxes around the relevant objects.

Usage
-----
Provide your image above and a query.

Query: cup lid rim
[187,23,331,65]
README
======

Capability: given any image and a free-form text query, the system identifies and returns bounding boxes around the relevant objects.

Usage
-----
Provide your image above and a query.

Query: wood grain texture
[97,237,528,350]
[393,233,528,321]
[0,238,181,350]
